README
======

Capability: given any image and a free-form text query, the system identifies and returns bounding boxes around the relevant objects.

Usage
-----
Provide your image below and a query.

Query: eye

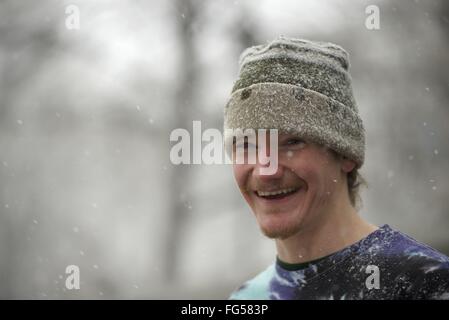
[287,138,301,144]
[235,138,257,151]
[287,138,305,145]
[283,138,306,150]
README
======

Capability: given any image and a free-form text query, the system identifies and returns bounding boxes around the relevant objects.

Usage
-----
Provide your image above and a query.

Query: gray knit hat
[223,37,365,168]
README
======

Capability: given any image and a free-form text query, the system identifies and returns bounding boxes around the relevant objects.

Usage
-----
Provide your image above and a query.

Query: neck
[275,187,378,264]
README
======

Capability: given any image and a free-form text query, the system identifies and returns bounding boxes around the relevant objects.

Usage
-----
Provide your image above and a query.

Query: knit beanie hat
[223,37,365,168]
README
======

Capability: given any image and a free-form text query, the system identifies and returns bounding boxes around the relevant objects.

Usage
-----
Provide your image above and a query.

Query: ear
[341,157,356,173]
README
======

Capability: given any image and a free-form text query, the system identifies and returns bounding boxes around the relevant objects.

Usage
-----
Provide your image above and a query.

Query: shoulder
[228,264,276,300]
[387,228,449,266]
[380,227,449,299]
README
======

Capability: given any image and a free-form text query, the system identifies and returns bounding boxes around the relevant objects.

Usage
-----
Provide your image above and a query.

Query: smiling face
[232,132,356,240]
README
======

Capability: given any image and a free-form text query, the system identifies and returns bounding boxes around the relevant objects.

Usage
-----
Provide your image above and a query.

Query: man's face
[232,132,354,239]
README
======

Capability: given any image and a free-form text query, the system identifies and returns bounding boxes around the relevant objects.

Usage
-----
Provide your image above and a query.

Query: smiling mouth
[255,187,301,200]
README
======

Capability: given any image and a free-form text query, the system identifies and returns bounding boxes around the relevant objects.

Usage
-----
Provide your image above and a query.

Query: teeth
[257,187,298,197]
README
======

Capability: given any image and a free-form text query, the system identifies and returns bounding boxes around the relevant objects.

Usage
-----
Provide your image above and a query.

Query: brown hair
[346,168,368,210]
[328,149,368,210]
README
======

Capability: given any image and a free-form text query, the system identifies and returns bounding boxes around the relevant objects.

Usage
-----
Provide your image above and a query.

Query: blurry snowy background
[0,0,448,299]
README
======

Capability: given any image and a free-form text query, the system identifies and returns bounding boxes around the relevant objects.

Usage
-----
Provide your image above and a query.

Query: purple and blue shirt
[230,225,449,300]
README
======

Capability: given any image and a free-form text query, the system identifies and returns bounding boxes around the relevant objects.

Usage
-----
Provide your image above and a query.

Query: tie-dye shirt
[229,225,449,300]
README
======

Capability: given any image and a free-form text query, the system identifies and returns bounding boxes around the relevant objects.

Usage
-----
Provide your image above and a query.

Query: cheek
[292,161,333,193]
[309,164,340,198]
[233,164,255,205]
[232,164,251,190]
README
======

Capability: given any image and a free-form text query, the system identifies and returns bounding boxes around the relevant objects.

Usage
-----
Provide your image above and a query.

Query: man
[223,37,449,299]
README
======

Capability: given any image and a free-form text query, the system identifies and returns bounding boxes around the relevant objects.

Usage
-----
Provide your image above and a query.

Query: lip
[254,187,302,204]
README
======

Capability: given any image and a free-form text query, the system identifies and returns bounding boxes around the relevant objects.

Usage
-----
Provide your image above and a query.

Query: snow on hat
[223,36,365,168]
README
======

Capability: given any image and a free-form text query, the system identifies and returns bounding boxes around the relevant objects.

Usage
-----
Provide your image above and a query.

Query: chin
[256,212,304,240]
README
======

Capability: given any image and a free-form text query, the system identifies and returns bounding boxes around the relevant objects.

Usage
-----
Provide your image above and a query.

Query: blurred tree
[163,0,199,281]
